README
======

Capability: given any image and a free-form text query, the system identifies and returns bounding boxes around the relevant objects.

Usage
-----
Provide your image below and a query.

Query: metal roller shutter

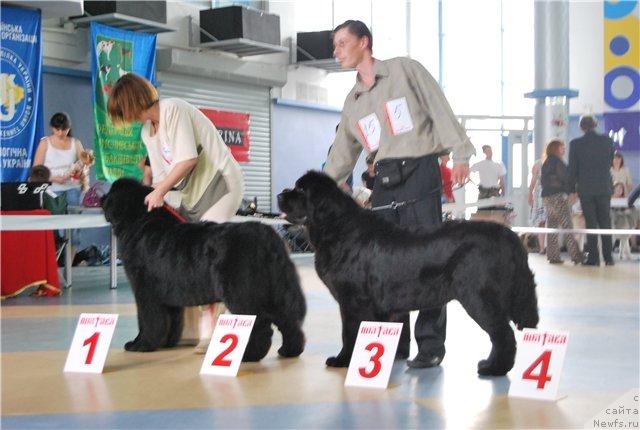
[157,72,272,211]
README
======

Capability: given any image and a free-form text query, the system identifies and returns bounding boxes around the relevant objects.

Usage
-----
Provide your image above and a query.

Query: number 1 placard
[200,314,256,377]
[508,329,570,401]
[345,321,403,389]
[64,313,118,373]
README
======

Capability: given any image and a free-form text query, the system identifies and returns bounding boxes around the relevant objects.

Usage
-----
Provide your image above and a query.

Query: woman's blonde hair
[107,73,158,125]
[545,139,564,158]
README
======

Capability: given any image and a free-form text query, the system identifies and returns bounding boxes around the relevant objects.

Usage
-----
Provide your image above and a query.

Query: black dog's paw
[395,349,409,360]
[278,343,304,358]
[124,339,156,352]
[477,359,509,377]
[325,355,350,367]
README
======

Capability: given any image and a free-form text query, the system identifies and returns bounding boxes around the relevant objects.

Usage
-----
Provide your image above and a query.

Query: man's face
[484,147,493,159]
[333,28,367,69]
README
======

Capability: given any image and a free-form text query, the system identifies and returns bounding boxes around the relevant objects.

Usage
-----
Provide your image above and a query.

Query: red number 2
[359,342,385,378]
[212,334,239,367]
[83,332,100,365]
[522,350,552,389]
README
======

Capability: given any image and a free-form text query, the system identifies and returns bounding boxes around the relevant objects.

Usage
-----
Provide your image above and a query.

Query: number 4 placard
[200,314,256,377]
[345,321,403,389]
[64,313,118,373]
[508,329,570,401]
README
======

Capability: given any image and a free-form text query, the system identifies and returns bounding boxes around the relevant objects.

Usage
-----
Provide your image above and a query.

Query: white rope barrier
[511,226,640,236]
[0,214,109,231]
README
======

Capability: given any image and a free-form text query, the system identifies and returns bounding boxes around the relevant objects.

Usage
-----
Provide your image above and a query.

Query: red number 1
[83,332,100,365]
[522,350,552,389]
[212,334,239,367]
[359,342,385,378]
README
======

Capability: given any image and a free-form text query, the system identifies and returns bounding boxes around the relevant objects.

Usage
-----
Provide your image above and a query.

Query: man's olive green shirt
[325,57,475,184]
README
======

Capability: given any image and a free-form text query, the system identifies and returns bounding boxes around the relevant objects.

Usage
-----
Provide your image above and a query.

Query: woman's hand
[144,187,166,212]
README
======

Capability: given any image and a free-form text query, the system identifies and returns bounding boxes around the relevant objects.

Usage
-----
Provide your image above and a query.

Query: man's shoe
[605,260,615,266]
[407,354,443,369]
[582,260,599,266]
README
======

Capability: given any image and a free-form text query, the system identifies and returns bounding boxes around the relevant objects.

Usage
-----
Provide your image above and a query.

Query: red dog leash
[162,204,186,223]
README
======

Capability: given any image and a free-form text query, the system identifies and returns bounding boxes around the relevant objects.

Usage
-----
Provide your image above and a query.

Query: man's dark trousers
[580,194,613,264]
[370,153,446,360]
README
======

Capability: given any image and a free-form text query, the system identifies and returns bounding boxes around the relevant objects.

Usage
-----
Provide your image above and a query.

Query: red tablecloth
[1,210,61,298]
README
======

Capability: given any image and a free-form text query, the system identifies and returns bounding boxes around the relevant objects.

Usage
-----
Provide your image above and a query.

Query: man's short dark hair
[482,145,491,152]
[579,115,597,132]
[333,20,373,50]
[29,165,51,182]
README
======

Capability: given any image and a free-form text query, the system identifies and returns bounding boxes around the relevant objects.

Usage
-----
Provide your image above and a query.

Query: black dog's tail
[509,233,539,330]
[266,229,306,323]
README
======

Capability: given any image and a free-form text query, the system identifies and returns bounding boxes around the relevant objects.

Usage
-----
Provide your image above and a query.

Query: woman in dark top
[541,139,583,264]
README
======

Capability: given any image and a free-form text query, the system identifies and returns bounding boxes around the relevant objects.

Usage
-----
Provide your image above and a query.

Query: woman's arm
[33,138,47,165]
[143,157,198,211]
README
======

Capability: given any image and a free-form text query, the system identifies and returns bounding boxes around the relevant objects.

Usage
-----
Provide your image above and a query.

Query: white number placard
[200,314,256,377]
[385,97,414,135]
[345,321,403,389]
[64,313,118,373]
[508,329,570,401]
[357,113,382,152]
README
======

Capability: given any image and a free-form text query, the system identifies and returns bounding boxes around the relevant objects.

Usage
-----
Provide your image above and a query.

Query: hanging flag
[90,22,156,182]
[199,108,251,163]
[0,5,45,182]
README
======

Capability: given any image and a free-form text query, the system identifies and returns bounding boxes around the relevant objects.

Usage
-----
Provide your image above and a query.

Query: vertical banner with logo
[603,1,639,151]
[0,6,44,182]
[90,22,156,182]
[199,108,250,163]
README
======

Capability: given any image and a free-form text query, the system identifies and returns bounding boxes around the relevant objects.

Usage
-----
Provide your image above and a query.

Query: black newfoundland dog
[278,171,539,376]
[102,178,306,361]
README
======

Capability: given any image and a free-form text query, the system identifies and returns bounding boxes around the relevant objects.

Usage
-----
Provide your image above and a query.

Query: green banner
[91,24,156,182]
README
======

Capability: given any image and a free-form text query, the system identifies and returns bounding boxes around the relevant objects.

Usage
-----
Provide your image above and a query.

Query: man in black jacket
[568,115,615,266]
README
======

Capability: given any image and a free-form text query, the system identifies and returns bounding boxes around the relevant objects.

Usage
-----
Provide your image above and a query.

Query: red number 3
[212,334,239,367]
[359,342,385,378]
[522,350,552,389]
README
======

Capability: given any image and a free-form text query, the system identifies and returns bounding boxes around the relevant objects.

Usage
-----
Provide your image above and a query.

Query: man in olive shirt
[324,20,475,368]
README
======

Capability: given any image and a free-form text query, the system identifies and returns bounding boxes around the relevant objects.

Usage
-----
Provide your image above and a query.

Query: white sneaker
[194,338,210,354]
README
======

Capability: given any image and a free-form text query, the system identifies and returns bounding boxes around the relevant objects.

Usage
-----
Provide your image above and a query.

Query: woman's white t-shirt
[140,98,243,211]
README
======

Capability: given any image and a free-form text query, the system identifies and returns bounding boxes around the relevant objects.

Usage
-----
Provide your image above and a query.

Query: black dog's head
[277,171,355,225]
[101,178,151,230]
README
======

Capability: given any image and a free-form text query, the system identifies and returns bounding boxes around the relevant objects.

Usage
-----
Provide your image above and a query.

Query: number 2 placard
[345,321,403,389]
[64,313,118,373]
[200,314,256,377]
[508,329,570,401]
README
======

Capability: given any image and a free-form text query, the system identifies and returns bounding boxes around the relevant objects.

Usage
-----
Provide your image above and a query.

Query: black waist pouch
[375,157,420,189]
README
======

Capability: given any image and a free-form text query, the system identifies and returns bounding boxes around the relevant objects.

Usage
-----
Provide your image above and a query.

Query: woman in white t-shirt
[33,112,86,207]
[610,151,633,195]
[107,73,245,353]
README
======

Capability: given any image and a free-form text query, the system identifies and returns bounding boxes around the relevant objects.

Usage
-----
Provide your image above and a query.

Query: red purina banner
[199,108,250,163]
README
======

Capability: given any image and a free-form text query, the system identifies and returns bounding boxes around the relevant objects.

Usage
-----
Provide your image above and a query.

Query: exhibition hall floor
[2,254,638,429]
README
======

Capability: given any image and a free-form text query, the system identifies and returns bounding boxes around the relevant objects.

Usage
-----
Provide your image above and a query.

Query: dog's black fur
[102,178,306,361]
[278,171,539,376]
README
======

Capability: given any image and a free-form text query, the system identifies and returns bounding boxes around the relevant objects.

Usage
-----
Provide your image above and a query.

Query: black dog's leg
[243,316,273,362]
[274,318,305,358]
[126,296,169,352]
[391,313,411,360]
[460,296,516,376]
[164,306,184,348]
[326,302,375,367]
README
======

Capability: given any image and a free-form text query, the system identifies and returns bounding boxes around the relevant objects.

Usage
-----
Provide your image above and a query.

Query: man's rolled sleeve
[324,118,362,185]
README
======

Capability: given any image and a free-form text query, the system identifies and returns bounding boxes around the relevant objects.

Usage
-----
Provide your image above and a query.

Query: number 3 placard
[345,321,403,389]
[64,313,118,373]
[508,329,570,401]
[200,314,256,377]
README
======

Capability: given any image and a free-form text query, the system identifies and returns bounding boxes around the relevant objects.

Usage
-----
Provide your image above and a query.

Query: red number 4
[522,350,552,389]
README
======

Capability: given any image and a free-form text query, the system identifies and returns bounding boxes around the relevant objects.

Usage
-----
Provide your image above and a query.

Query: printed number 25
[212,334,239,367]
[522,350,552,389]
[359,342,385,378]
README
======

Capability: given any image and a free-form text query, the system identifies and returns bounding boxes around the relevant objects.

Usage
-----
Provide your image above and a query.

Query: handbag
[82,181,109,207]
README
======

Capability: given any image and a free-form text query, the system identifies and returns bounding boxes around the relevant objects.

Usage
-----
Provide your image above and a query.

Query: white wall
[569,1,604,116]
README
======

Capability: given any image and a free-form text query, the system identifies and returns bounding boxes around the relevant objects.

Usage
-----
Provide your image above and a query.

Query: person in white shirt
[470,145,507,199]
[107,73,245,354]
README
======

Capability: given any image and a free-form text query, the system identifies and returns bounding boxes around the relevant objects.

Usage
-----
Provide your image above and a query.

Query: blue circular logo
[1,47,34,139]
[609,36,630,56]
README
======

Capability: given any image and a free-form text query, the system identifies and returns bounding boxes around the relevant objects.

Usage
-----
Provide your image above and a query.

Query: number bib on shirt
[357,113,382,152]
[384,97,414,135]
